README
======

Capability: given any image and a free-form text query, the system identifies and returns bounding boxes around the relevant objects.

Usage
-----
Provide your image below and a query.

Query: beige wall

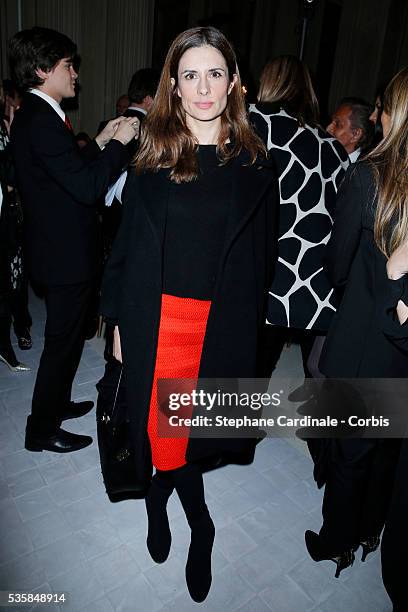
[2,0,408,130]
[1,0,154,135]
[328,0,392,110]
[248,0,408,111]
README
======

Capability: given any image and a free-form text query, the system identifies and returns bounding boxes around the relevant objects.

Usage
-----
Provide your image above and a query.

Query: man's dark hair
[128,68,159,105]
[8,27,77,91]
[340,96,374,152]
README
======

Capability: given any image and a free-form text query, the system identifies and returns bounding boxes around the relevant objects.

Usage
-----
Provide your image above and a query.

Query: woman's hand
[386,241,408,280]
[113,325,122,363]
[396,300,408,325]
[387,241,408,324]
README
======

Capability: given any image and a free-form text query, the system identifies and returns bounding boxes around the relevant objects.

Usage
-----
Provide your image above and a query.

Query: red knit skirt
[147,293,211,470]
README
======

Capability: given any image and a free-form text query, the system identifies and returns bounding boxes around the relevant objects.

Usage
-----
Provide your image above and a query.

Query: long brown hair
[257,55,319,127]
[135,26,265,183]
[367,67,408,256]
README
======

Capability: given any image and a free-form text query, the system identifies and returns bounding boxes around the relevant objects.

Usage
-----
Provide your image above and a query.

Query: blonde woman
[381,239,408,612]
[306,68,408,577]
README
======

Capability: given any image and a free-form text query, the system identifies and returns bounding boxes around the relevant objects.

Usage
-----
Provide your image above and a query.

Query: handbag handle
[112,366,123,417]
[101,365,123,424]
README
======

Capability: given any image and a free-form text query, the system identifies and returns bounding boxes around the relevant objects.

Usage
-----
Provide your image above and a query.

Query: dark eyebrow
[181,67,226,74]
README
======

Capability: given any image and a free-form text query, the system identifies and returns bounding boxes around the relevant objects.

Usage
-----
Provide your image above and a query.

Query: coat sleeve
[29,114,128,205]
[323,164,364,288]
[99,171,136,322]
[381,276,408,353]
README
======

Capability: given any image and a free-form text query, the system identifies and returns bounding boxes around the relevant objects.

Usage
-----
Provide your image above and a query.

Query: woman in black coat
[380,241,408,612]
[305,68,408,578]
[100,27,277,602]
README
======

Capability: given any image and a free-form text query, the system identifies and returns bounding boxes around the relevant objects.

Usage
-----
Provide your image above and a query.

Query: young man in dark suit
[8,26,139,453]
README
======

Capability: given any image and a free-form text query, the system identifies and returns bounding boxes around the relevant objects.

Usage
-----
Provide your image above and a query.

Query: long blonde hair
[367,67,408,256]
[135,27,265,183]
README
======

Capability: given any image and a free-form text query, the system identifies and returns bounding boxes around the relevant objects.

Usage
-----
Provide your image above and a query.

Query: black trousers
[319,438,401,553]
[381,440,408,611]
[28,282,94,436]
[257,324,320,378]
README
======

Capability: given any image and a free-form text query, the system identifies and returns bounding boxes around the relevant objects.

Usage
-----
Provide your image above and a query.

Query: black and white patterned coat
[249,102,349,331]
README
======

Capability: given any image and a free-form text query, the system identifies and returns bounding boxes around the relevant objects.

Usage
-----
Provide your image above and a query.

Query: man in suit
[113,68,158,158]
[125,68,158,120]
[8,26,139,453]
[327,97,374,163]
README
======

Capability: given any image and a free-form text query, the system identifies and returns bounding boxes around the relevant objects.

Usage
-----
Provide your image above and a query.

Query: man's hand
[113,325,122,363]
[112,116,140,146]
[95,116,139,149]
[386,241,408,280]
[95,117,123,148]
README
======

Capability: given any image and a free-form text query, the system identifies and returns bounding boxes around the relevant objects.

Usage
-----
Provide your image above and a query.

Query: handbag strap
[111,366,123,417]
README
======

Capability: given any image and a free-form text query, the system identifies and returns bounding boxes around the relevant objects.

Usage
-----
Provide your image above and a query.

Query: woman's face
[369,96,382,124]
[173,45,236,134]
[381,111,391,138]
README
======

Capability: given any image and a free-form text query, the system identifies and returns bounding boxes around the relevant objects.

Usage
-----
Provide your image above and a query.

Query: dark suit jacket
[320,162,408,377]
[100,156,278,483]
[11,93,128,285]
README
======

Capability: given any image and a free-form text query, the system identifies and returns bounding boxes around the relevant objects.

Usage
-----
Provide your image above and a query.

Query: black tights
[155,463,207,521]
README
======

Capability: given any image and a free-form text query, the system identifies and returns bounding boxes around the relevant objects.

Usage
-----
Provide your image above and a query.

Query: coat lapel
[137,158,275,260]
[138,170,170,250]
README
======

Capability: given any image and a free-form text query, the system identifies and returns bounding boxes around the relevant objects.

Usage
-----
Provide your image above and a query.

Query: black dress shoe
[16,329,32,350]
[25,428,93,453]
[61,400,94,421]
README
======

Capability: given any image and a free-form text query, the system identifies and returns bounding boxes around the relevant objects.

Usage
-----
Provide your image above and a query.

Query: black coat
[380,282,408,610]
[320,162,408,377]
[100,156,278,476]
[10,93,128,285]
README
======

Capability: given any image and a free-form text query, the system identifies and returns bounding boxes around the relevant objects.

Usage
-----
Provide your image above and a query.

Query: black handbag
[96,359,152,502]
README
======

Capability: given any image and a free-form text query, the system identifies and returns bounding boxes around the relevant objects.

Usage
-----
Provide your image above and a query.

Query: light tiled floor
[0,291,392,611]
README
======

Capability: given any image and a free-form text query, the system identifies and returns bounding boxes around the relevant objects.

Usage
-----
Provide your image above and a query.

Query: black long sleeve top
[162,145,233,300]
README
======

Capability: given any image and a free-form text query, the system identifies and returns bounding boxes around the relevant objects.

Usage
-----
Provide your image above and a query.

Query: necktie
[64,115,73,132]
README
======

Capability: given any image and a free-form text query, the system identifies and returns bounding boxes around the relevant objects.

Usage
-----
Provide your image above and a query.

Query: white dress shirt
[349,148,361,163]
[29,89,66,123]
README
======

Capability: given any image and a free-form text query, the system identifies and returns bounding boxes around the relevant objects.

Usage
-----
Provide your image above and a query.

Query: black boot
[173,463,215,602]
[186,506,215,602]
[145,471,174,563]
